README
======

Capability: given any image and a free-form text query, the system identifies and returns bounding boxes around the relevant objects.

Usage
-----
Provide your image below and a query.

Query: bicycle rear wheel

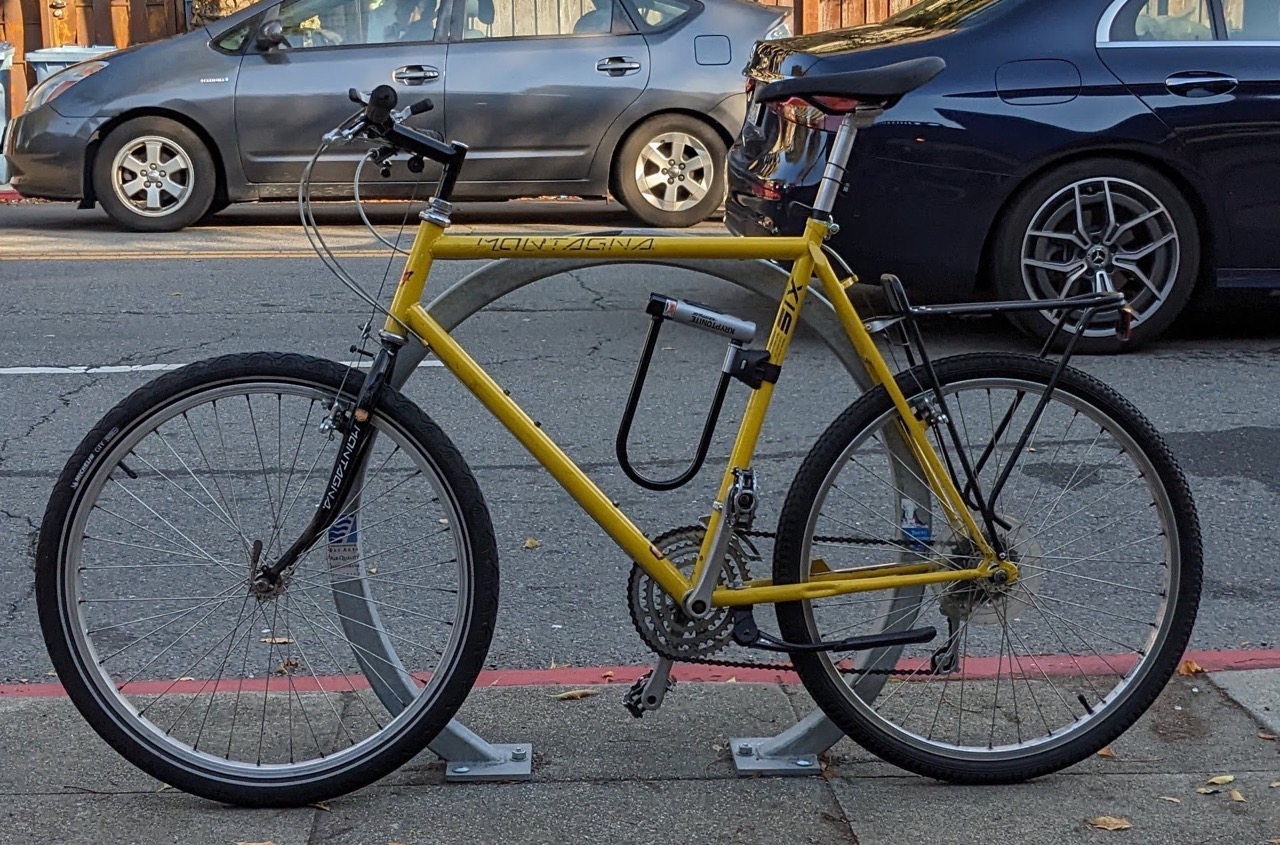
[37,352,498,806]
[773,353,1201,783]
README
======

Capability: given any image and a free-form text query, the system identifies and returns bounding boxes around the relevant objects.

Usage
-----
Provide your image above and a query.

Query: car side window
[1224,0,1280,39]
[624,0,694,31]
[273,0,437,47]
[1106,0,1214,42]
[459,0,623,38]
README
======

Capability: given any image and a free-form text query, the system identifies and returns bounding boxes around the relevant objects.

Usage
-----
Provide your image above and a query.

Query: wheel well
[83,109,229,208]
[975,149,1215,294]
[608,109,734,198]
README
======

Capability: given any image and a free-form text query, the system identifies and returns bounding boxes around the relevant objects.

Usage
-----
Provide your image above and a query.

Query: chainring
[627,524,756,661]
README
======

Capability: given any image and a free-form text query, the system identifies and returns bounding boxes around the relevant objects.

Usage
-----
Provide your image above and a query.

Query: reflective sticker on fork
[327,513,360,569]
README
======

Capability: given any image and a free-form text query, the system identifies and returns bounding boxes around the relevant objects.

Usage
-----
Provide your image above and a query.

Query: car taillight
[749,180,783,201]
[766,96,852,132]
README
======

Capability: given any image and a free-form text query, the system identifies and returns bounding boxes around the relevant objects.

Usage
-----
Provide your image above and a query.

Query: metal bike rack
[340,230,930,780]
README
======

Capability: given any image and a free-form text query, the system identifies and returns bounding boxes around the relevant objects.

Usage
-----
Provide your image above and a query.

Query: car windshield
[882,0,1005,28]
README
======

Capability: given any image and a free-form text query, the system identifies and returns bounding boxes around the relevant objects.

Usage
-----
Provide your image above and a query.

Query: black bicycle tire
[36,352,500,806]
[773,352,1202,783]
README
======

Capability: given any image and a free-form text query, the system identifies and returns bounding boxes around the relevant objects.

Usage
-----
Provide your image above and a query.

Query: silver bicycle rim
[1021,177,1180,338]
[633,130,714,213]
[110,135,195,218]
[59,380,474,780]
[801,375,1180,761]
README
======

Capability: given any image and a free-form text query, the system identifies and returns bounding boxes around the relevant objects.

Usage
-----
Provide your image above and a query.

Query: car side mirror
[256,19,286,50]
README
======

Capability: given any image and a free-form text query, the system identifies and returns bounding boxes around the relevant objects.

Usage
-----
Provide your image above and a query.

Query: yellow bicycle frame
[381,214,1009,609]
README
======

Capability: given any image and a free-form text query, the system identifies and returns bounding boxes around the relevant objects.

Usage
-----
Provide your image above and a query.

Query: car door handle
[596,57,641,76]
[1165,71,1237,97]
[393,65,440,85]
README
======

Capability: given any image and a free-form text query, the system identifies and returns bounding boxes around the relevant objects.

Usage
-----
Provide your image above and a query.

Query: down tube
[401,304,691,600]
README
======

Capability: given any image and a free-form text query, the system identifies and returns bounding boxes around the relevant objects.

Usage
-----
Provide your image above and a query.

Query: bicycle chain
[629,526,934,678]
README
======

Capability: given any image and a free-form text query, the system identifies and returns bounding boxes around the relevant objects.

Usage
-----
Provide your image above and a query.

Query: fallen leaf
[1206,774,1236,786]
[523,537,542,549]
[368,566,378,575]
[1229,789,1245,802]
[1259,732,1277,741]
[1271,781,1280,788]
[175,676,195,682]
[275,657,300,675]
[169,291,183,297]
[554,688,598,701]
[1158,796,1180,804]
[1195,787,1220,795]
[1177,658,1205,676]
[602,671,614,679]
[438,518,449,525]
[157,784,173,792]
[312,802,331,812]
[725,676,737,683]
[1087,816,1133,831]
[1096,746,1117,759]
[261,636,294,645]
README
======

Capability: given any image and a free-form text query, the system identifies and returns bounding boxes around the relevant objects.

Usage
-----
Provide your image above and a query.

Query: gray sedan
[4,0,786,231]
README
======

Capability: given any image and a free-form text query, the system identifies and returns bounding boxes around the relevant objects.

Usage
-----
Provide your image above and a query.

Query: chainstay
[639,526,933,677]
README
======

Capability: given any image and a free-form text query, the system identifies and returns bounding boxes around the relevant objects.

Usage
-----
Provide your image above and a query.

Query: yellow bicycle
[36,56,1202,807]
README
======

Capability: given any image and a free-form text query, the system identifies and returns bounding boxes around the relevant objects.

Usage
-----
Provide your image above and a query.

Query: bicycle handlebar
[344,84,469,203]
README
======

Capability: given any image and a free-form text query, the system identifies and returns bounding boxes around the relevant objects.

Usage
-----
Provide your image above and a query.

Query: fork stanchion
[372,234,929,780]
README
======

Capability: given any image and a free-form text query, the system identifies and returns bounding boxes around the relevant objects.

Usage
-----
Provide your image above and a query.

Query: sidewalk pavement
[1,669,1276,845]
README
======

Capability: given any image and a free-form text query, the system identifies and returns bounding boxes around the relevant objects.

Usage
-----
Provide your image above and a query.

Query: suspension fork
[253,334,403,590]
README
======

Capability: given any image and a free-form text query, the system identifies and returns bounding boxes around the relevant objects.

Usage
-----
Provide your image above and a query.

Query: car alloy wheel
[109,135,196,218]
[1020,177,1180,341]
[633,130,715,214]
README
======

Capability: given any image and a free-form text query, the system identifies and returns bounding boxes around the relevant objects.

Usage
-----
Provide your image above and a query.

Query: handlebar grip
[364,85,398,131]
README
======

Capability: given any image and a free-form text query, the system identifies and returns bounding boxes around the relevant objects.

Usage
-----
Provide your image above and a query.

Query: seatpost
[812,105,883,218]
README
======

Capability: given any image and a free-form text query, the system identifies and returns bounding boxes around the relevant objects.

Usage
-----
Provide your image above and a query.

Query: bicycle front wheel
[36,352,498,806]
[774,353,1201,783]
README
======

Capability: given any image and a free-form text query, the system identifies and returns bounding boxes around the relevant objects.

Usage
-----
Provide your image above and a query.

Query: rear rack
[867,274,1131,558]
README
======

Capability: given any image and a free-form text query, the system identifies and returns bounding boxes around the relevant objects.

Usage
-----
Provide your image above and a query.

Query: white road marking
[0,361,444,375]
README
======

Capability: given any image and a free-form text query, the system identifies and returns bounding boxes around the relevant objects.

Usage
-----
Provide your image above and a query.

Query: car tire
[94,117,217,233]
[615,114,726,228]
[992,158,1200,353]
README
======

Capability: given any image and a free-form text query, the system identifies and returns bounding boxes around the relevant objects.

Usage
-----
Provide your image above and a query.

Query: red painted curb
[0,190,22,203]
[3,648,1277,699]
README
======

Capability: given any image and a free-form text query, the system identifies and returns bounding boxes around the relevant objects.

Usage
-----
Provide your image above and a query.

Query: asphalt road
[1,199,1278,684]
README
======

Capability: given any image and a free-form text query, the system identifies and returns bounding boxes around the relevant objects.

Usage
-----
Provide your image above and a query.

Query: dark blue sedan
[726,0,1277,351]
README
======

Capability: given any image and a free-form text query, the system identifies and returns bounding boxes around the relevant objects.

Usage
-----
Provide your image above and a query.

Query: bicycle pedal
[622,662,676,718]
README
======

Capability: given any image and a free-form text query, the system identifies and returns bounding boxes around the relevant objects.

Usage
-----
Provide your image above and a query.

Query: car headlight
[764,21,791,39]
[25,61,108,112]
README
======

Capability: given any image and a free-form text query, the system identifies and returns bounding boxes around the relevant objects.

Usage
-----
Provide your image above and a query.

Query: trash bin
[24,45,115,84]
[0,42,14,185]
